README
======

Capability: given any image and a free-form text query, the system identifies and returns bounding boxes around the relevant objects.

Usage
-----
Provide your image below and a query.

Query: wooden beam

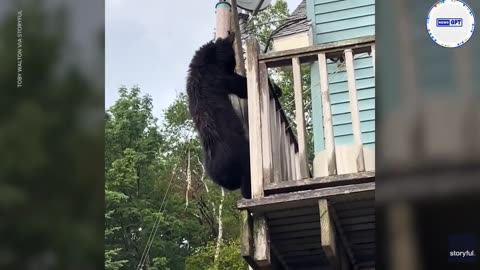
[241,210,257,267]
[344,49,365,173]
[265,171,374,194]
[318,53,337,176]
[237,182,375,212]
[228,0,246,75]
[292,57,309,178]
[227,0,249,142]
[253,215,271,266]
[319,199,337,268]
[260,36,375,65]
[259,62,273,185]
[246,39,264,198]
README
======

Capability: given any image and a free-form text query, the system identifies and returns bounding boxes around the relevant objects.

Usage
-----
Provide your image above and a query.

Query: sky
[105,0,303,119]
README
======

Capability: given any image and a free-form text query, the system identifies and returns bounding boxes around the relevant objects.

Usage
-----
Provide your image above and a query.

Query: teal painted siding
[307,0,375,153]
[313,0,375,43]
[311,54,375,152]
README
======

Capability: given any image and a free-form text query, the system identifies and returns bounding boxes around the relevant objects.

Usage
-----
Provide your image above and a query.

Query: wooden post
[292,57,309,178]
[280,121,287,181]
[284,124,292,180]
[240,210,257,267]
[319,199,338,268]
[259,62,273,185]
[318,53,337,175]
[271,100,282,183]
[215,0,250,143]
[345,49,365,172]
[246,39,263,198]
[253,215,271,266]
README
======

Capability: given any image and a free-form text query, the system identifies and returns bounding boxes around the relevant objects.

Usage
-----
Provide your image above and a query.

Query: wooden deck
[240,37,376,270]
[239,174,375,270]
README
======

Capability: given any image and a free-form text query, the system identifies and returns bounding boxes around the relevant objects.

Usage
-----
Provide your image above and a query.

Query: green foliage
[246,0,290,50]
[185,240,247,270]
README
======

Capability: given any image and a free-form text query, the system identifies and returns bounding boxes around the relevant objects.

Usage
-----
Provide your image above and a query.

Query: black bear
[186,33,252,199]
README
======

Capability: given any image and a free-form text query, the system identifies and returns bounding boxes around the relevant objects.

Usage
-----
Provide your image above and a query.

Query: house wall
[307,0,376,154]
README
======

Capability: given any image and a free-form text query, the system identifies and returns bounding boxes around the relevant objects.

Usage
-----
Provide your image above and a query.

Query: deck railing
[245,36,376,199]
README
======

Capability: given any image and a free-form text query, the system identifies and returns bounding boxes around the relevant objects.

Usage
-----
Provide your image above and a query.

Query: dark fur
[186,34,252,199]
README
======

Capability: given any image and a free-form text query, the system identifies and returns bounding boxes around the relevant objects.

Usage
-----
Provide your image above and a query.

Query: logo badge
[426,0,475,48]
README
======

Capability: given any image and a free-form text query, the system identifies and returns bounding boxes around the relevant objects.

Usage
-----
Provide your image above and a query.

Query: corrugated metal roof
[272,0,310,38]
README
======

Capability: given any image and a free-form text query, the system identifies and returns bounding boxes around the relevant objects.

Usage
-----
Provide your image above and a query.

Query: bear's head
[213,32,236,72]
[189,32,237,73]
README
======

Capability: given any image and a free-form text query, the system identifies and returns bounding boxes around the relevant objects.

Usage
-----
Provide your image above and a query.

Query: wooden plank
[363,146,375,172]
[277,241,322,252]
[337,208,375,218]
[345,49,365,173]
[347,231,375,244]
[253,215,271,266]
[292,57,309,178]
[267,206,319,220]
[319,199,338,268]
[273,235,323,245]
[270,221,320,234]
[284,122,292,180]
[246,39,264,199]
[335,145,360,175]
[259,35,375,64]
[278,249,323,257]
[343,223,375,232]
[280,120,287,181]
[271,229,320,240]
[334,199,375,211]
[269,213,319,227]
[238,183,375,213]
[271,100,282,184]
[341,215,375,225]
[318,53,337,176]
[259,62,273,185]
[290,142,297,180]
[294,152,302,180]
[240,210,257,268]
[265,171,375,194]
